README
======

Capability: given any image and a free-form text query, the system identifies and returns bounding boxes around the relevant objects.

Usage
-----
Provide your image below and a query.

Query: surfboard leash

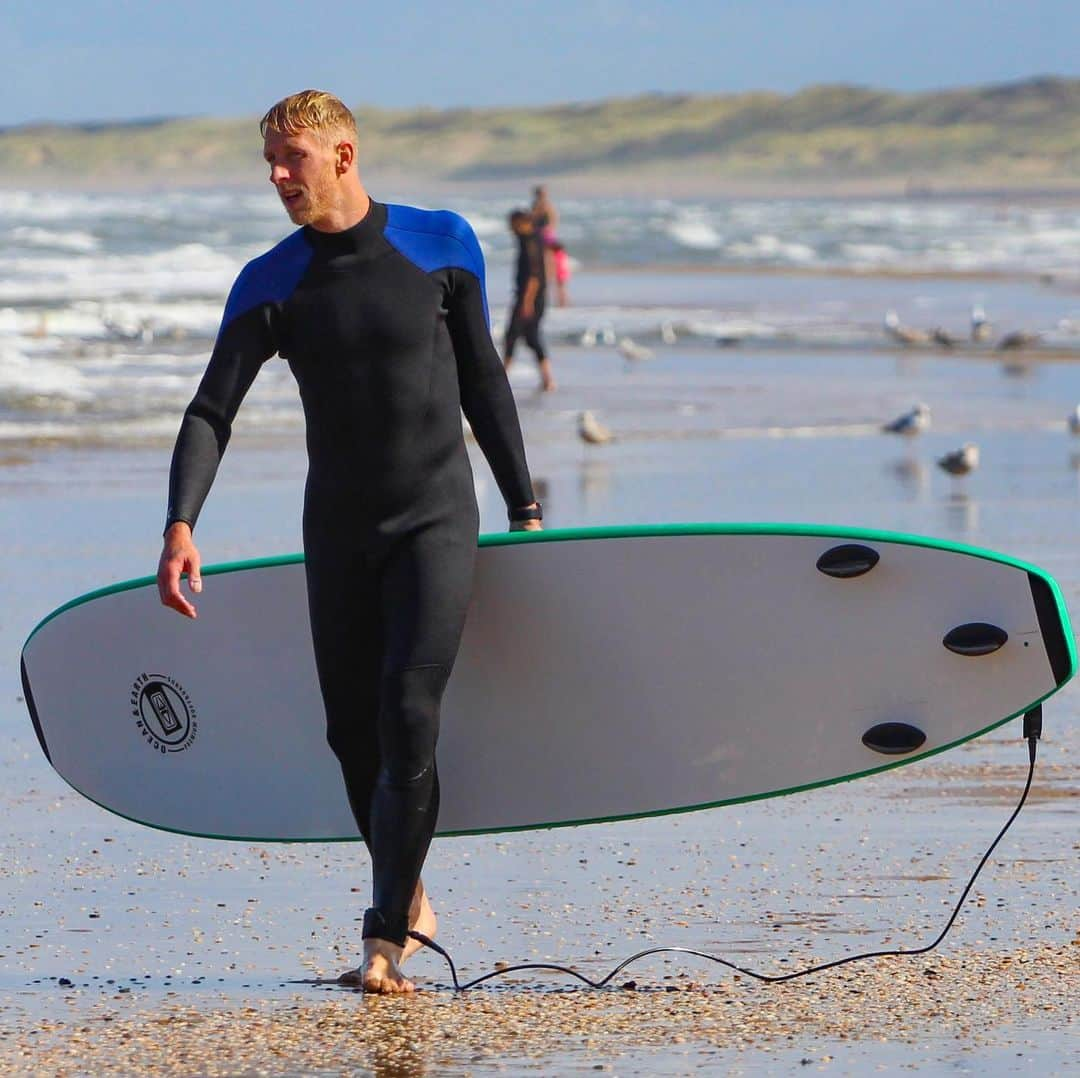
[409,707,1044,991]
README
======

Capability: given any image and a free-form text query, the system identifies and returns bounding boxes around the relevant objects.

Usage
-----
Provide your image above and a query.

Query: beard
[281,192,314,224]
[279,181,331,226]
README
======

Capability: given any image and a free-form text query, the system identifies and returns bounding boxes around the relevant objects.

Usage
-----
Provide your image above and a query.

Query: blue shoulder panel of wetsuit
[220,228,313,332]
[383,204,490,321]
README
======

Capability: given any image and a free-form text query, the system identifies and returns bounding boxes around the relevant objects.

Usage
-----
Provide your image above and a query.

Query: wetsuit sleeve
[445,243,536,511]
[165,273,277,531]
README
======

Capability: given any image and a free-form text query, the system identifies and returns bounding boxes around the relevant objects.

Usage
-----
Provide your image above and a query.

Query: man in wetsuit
[502,210,555,392]
[156,91,542,994]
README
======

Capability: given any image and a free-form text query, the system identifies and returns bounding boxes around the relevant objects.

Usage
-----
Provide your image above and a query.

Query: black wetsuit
[504,229,547,361]
[166,200,534,946]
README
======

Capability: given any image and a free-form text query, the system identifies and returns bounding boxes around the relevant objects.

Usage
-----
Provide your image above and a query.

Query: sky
[4,0,1080,127]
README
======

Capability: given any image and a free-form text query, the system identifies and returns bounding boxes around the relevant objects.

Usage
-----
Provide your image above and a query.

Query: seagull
[1068,405,1080,435]
[971,305,992,343]
[884,309,930,346]
[882,402,931,436]
[937,443,980,476]
[996,330,1042,351]
[930,327,958,349]
[578,410,615,445]
[617,337,654,363]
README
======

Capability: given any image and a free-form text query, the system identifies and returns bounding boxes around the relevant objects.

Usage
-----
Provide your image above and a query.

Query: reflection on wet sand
[943,491,980,535]
[579,456,614,512]
[886,455,930,497]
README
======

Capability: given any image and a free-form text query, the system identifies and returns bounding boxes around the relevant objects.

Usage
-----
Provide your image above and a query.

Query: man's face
[263,127,342,227]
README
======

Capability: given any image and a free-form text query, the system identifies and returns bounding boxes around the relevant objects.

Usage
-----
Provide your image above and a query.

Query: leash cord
[411,724,1041,991]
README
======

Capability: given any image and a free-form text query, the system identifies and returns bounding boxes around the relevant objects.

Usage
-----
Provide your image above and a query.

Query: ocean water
[3,188,1080,446]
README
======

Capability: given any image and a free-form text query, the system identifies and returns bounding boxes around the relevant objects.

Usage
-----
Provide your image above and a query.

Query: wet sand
[5,939,1078,1076]
[1,729,1076,1075]
[2,339,1078,1074]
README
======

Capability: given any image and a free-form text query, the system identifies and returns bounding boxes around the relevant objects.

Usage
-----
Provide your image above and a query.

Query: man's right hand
[157,522,202,619]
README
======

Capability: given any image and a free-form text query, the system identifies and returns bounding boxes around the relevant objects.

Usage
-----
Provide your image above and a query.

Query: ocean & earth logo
[131,673,198,753]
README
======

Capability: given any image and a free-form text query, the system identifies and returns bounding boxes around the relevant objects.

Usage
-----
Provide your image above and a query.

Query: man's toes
[362,974,414,994]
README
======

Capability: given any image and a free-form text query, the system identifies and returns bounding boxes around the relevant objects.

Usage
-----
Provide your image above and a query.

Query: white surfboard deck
[20,524,1076,841]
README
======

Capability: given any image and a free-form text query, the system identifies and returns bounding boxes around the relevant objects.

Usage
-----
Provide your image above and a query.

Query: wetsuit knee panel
[378,664,449,784]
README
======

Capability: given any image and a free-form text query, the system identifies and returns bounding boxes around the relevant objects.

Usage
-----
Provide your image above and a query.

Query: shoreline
[583,261,1079,287]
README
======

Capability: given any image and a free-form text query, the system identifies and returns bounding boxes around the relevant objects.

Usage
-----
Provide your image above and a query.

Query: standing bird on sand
[971,305,992,343]
[578,410,615,445]
[1068,405,1080,435]
[882,402,931,436]
[937,443,980,476]
[930,327,958,349]
[884,310,930,346]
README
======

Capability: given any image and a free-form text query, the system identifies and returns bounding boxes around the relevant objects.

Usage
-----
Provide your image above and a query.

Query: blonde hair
[259,90,359,145]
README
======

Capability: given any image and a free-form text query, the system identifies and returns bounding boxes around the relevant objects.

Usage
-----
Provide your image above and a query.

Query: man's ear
[335,140,355,175]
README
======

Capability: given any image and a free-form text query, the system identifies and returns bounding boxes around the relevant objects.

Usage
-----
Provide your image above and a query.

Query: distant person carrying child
[503,209,555,392]
[531,184,571,307]
[531,184,559,242]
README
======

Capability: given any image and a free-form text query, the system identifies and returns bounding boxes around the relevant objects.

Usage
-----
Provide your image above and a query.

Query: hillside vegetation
[3,78,1078,194]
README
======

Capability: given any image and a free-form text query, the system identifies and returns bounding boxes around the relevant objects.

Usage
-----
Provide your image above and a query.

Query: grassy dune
[3,77,1078,194]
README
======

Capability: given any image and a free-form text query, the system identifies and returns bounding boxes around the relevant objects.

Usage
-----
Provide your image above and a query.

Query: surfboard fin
[861,722,927,755]
[815,544,880,578]
[942,622,1008,656]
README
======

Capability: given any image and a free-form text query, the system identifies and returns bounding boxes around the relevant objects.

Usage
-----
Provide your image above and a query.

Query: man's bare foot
[402,882,437,962]
[338,938,415,994]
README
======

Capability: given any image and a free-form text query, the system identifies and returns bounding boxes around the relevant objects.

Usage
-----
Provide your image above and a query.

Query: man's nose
[269,164,290,185]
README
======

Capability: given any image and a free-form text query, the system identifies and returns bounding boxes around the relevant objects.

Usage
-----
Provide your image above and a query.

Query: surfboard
[20,524,1075,841]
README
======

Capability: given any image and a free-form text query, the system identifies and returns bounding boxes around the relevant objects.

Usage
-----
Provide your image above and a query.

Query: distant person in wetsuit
[503,210,555,393]
[156,90,541,995]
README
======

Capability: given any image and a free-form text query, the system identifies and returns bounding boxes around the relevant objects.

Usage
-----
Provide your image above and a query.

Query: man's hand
[157,522,202,618]
[509,519,543,533]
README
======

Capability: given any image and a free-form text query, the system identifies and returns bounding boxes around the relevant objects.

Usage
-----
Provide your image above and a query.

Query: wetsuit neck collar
[303,200,387,258]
